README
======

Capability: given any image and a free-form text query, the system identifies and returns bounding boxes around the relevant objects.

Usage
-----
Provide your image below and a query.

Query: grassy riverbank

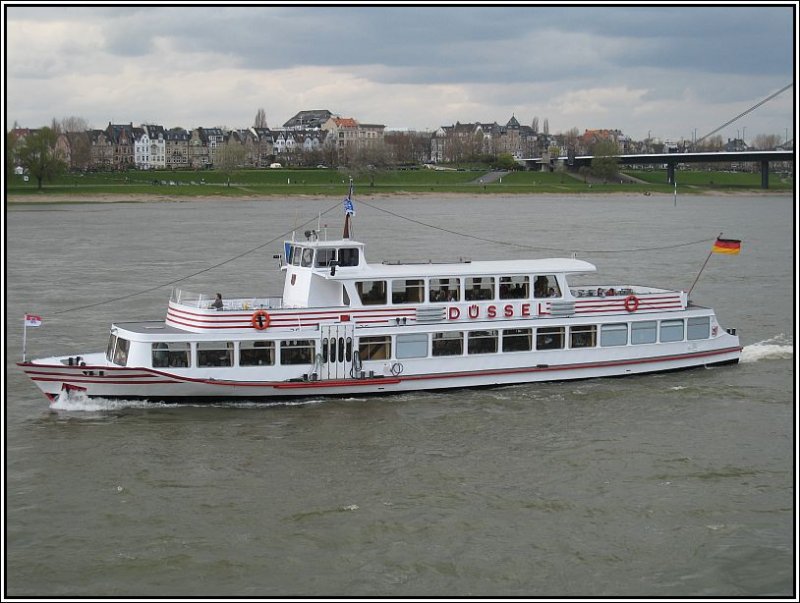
[6,167,792,203]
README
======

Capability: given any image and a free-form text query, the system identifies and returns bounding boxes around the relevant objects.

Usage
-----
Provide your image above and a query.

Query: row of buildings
[11,108,697,172]
[27,110,388,171]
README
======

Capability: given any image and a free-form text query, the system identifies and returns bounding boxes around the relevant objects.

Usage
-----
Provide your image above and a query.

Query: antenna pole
[22,318,28,362]
[687,232,722,298]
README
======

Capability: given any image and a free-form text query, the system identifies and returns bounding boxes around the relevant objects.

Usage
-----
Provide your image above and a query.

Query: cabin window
[536,327,565,350]
[631,321,657,345]
[280,340,315,365]
[660,319,685,343]
[109,337,130,366]
[500,276,529,299]
[601,323,628,347]
[465,277,494,301]
[468,330,498,354]
[342,286,350,306]
[432,331,463,356]
[359,336,392,361]
[239,340,275,366]
[198,341,233,367]
[315,248,336,267]
[502,328,532,352]
[356,280,387,305]
[106,334,118,362]
[392,279,425,304]
[429,278,461,302]
[570,325,597,348]
[152,342,190,368]
[338,248,359,267]
[534,275,561,298]
[291,245,302,266]
[396,333,428,359]
[687,317,710,340]
[301,247,314,267]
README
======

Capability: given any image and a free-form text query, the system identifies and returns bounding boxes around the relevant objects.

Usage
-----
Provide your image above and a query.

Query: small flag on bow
[711,237,742,255]
[24,314,42,327]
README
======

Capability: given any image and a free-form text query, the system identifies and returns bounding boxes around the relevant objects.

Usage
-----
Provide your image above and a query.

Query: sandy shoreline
[6,189,789,205]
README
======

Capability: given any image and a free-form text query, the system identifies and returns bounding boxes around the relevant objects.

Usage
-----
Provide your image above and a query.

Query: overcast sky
[5,3,796,143]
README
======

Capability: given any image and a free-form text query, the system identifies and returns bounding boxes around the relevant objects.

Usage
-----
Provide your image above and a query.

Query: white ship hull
[20,335,740,403]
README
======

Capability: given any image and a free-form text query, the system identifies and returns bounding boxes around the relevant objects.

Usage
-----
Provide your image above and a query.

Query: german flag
[712,237,742,255]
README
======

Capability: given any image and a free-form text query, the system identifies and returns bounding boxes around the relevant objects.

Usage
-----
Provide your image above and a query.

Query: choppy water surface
[5,193,794,597]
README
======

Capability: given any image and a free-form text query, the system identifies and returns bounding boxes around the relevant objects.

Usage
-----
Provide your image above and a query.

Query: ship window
[106,334,118,362]
[239,340,275,366]
[280,340,315,365]
[660,319,685,343]
[432,331,463,356]
[500,276,529,299]
[536,327,564,350]
[534,275,561,298]
[502,328,532,352]
[631,321,657,345]
[356,280,387,305]
[338,248,359,267]
[291,245,302,266]
[396,333,428,359]
[429,278,461,302]
[198,341,233,367]
[465,277,495,301]
[315,248,336,267]
[570,325,597,348]
[392,279,425,304]
[152,341,191,367]
[322,338,328,362]
[359,336,391,361]
[342,286,350,306]
[601,323,628,347]
[301,247,314,267]
[687,317,710,340]
[468,330,498,354]
[111,337,130,366]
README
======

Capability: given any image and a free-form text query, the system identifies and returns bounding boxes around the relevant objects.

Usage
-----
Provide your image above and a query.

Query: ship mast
[343,178,355,239]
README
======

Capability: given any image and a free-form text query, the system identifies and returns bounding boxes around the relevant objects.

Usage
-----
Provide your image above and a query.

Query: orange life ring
[251,310,271,330]
[624,295,639,312]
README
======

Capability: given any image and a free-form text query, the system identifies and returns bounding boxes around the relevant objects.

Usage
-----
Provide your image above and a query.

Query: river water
[4,193,795,597]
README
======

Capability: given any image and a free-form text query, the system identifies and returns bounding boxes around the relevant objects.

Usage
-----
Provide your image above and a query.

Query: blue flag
[344,198,355,216]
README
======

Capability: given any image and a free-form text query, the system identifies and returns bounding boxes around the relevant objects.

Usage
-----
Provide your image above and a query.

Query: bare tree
[215,139,246,186]
[61,116,90,132]
[752,133,781,150]
[254,108,268,129]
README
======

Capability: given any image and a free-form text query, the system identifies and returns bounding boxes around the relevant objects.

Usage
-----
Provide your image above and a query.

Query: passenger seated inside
[211,292,224,310]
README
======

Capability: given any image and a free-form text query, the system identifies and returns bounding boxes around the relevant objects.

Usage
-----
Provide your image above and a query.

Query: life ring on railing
[624,295,639,312]
[251,310,271,330]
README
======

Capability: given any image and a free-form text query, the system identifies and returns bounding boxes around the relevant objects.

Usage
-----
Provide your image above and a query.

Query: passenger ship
[19,198,741,403]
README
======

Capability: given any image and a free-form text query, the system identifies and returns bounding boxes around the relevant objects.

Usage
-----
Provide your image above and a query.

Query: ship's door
[320,324,356,380]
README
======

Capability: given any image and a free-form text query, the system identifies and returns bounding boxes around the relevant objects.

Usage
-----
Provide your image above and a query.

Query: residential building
[283,109,335,130]
[165,128,189,169]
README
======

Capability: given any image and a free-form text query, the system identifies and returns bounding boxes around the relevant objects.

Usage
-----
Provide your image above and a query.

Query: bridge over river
[519,150,794,189]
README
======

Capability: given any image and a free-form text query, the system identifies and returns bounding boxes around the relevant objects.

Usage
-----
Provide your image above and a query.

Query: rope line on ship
[356,198,716,255]
[53,200,344,315]
[53,194,716,316]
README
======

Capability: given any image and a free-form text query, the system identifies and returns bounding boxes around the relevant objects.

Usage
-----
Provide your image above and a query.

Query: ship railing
[170,288,283,311]
[569,285,674,298]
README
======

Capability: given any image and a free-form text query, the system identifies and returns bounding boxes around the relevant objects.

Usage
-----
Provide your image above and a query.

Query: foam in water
[49,390,323,412]
[740,334,794,364]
